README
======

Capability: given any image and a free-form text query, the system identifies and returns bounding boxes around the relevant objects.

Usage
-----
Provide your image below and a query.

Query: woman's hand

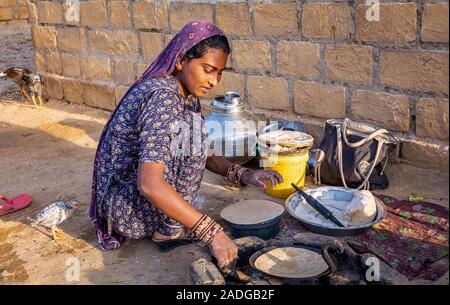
[240,169,284,189]
[208,231,238,272]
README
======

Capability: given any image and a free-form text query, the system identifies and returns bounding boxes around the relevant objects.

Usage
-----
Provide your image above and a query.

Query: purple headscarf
[89,21,226,251]
[140,20,224,82]
[121,20,224,104]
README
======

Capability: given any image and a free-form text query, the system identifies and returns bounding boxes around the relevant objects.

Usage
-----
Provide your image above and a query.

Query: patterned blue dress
[93,76,208,239]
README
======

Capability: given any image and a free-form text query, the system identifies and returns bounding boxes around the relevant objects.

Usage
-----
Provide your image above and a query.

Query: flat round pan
[220,200,285,239]
[249,245,332,280]
[221,199,285,225]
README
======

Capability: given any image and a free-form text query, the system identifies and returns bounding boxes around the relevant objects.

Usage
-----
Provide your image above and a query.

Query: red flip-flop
[0,194,33,216]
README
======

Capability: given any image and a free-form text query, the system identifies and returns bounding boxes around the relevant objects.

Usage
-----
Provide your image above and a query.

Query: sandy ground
[0,98,448,284]
[0,24,448,285]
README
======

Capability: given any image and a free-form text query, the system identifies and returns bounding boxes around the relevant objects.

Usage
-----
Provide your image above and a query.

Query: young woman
[89,20,282,271]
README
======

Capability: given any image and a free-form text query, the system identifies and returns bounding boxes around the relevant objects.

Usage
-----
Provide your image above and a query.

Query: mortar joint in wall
[348,0,357,43]
[419,43,449,52]
[104,0,112,29]
[211,1,217,25]
[318,43,327,80]
[409,96,419,136]
[168,1,174,33]
[372,47,381,86]
[345,85,353,118]
[296,0,303,39]
[416,0,425,49]
[243,73,249,105]
[287,77,294,112]
[248,0,255,37]
[128,0,137,31]
[269,39,277,75]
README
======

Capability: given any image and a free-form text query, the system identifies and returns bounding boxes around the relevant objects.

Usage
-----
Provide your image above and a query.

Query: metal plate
[249,245,331,279]
[221,200,285,239]
[285,187,387,236]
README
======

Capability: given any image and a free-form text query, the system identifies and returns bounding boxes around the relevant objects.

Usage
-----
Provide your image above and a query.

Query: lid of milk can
[211,91,245,113]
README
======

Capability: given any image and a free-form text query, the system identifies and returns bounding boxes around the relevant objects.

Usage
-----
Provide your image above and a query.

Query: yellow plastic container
[260,149,310,199]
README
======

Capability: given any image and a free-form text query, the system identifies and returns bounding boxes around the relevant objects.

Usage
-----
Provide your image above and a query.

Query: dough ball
[343,190,377,226]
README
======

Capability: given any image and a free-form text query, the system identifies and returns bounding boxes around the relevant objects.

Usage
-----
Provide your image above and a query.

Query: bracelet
[226,164,250,187]
[226,164,240,184]
[190,215,223,246]
[202,222,223,246]
[235,166,249,186]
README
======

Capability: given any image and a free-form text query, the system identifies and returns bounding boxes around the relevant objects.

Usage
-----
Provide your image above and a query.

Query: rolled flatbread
[220,199,285,225]
[254,247,329,278]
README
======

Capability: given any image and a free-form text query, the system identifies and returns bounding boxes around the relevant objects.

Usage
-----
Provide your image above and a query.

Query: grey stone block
[234,236,267,265]
[189,258,226,285]
[325,270,363,285]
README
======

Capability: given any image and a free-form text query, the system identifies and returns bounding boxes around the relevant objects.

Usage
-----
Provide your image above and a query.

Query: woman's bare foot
[152,231,183,241]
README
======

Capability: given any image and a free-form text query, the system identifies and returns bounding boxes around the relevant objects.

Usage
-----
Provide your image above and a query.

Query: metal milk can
[204,92,259,165]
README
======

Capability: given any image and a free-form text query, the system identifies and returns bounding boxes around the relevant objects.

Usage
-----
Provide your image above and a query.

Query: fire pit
[189,234,369,285]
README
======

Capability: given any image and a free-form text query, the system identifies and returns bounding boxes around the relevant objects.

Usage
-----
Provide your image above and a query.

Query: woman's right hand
[208,231,238,272]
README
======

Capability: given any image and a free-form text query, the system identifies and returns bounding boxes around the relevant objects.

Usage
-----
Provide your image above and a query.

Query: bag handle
[341,118,389,148]
[337,122,384,190]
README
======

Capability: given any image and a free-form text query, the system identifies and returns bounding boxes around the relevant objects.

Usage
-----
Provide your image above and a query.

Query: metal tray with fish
[285,187,387,236]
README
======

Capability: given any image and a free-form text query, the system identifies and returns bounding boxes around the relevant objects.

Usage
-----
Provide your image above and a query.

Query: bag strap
[313,149,325,185]
[337,124,384,190]
[341,118,389,148]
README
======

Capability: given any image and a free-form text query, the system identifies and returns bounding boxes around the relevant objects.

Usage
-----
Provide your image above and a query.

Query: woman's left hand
[240,169,284,189]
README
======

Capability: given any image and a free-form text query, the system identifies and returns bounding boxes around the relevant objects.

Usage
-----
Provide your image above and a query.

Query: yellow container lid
[259,130,314,147]
[258,130,314,156]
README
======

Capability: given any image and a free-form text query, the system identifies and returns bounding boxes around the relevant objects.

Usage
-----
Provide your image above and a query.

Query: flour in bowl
[292,188,377,228]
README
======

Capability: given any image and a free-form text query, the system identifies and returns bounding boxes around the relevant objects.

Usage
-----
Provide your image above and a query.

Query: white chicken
[30,200,83,240]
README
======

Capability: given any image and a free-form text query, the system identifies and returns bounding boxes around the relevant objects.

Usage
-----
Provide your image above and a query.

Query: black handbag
[314,118,398,190]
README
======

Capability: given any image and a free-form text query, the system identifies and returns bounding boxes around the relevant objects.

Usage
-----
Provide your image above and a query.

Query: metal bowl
[285,187,387,236]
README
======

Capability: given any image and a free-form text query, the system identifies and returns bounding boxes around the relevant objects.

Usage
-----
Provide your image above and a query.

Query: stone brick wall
[29,0,449,170]
[0,0,30,25]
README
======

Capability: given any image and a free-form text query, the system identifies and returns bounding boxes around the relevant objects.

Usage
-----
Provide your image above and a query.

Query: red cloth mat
[346,194,449,281]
